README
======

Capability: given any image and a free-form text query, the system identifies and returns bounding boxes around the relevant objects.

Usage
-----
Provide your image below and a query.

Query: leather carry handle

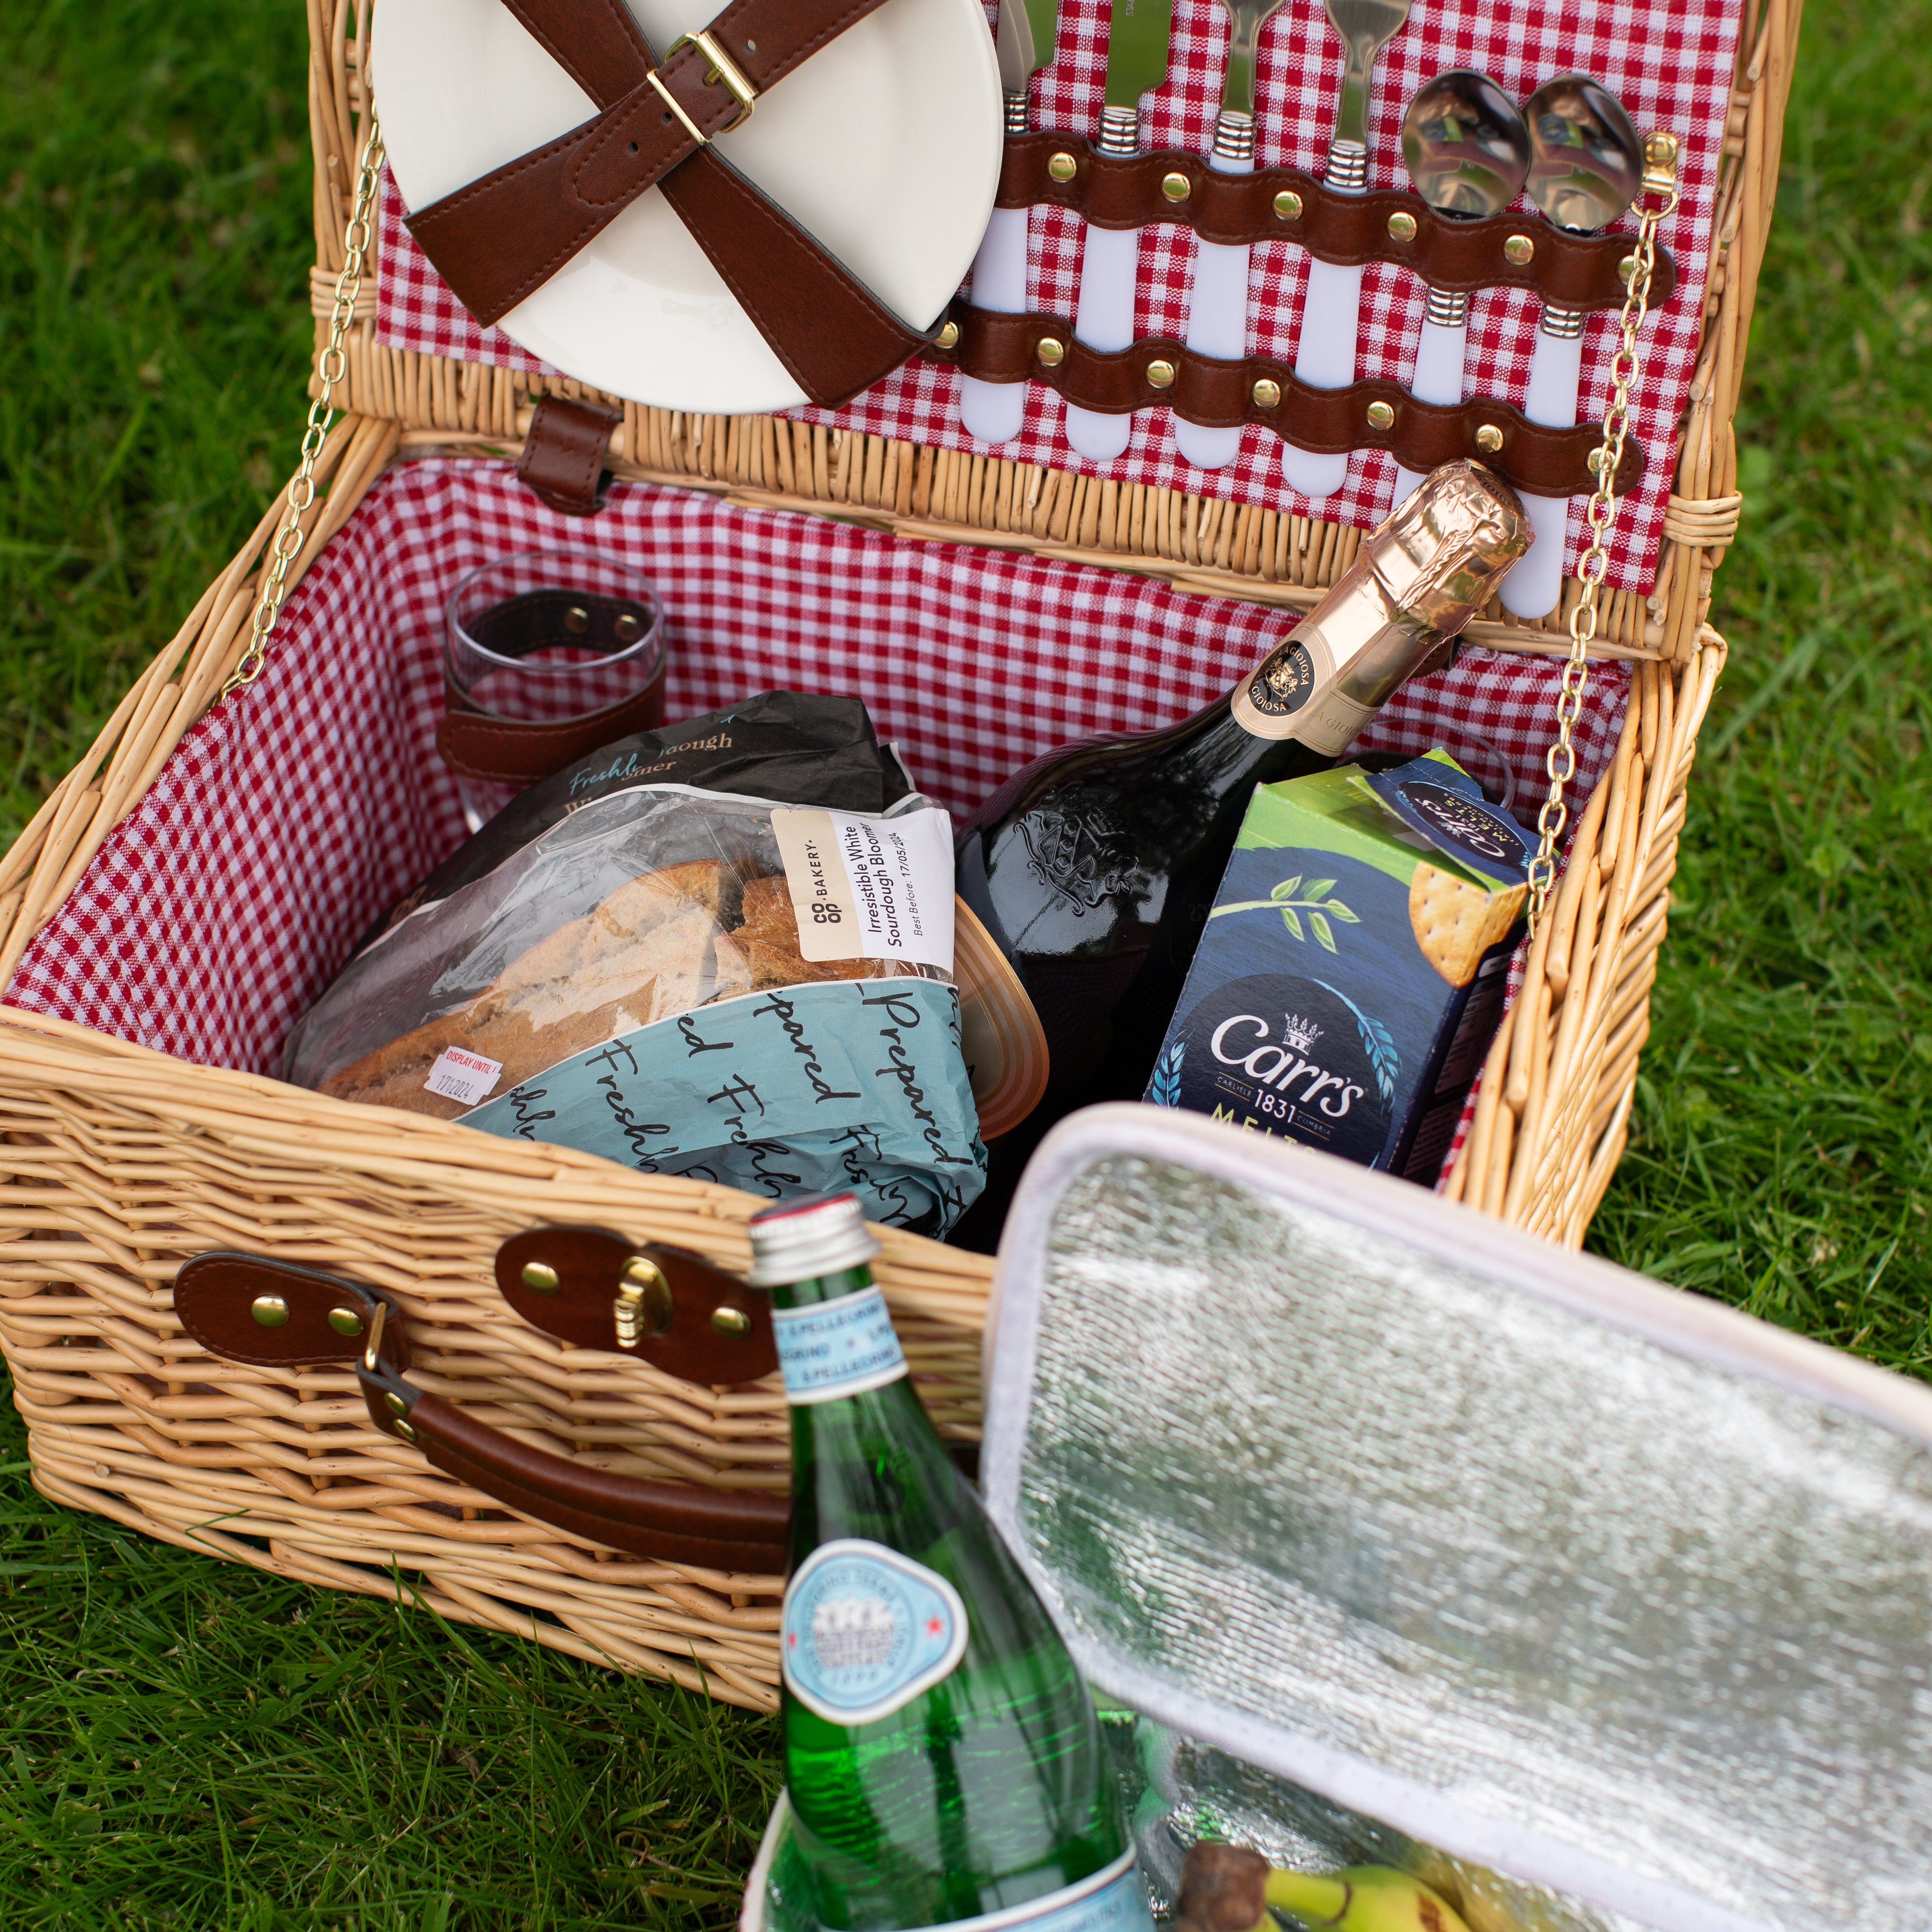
[994,133,1676,311]
[173,1240,790,1576]
[927,305,1643,497]
[404,0,933,407]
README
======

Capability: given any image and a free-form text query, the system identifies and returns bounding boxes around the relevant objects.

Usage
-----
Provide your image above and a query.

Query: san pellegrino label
[781,1539,969,1726]
[889,1849,1151,1932]
[771,1284,908,1403]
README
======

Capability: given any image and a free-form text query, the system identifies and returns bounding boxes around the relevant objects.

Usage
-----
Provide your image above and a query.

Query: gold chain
[1525,131,1682,931]
[223,114,387,698]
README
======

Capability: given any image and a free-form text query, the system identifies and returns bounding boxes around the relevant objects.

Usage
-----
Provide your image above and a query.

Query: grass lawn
[1,0,1928,1920]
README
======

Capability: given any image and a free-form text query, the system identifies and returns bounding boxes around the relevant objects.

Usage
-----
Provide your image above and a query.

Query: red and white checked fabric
[6,460,1624,1191]
[372,0,1738,594]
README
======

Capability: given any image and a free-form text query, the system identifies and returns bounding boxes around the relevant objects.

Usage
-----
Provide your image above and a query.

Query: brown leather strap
[995,134,1676,313]
[516,394,620,515]
[174,1244,790,1575]
[931,306,1643,497]
[436,571,670,783]
[436,664,668,784]
[404,0,930,405]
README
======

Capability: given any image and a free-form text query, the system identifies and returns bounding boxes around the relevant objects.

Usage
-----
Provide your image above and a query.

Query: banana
[1265,1864,1474,1932]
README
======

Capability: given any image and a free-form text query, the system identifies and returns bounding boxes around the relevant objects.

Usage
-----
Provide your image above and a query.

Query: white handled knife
[1062,0,1176,463]
[959,0,1062,446]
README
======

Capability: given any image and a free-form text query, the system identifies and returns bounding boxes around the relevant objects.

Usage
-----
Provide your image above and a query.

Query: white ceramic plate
[374,0,1002,414]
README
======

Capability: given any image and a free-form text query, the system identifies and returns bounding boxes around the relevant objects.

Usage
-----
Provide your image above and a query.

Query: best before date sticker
[771,807,954,972]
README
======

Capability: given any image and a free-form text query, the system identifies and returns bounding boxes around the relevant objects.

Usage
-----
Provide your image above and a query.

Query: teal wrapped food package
[1145,753,1531,1182]
[284,780,986,1235]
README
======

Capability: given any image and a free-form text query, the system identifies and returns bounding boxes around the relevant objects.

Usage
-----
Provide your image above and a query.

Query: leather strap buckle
[649,30,756,144]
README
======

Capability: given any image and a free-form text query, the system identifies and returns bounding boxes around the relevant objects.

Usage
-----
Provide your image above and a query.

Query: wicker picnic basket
[0,0,1794,1710]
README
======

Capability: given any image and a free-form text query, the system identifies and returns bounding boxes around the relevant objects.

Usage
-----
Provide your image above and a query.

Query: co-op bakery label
[461,977,985,1235]
[772,807,955,969]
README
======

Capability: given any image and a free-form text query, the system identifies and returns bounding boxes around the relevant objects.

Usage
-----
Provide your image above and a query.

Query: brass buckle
[652,28,757,141]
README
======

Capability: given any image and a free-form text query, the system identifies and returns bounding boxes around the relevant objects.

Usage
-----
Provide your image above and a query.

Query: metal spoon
[1279,0,1414,500]
[1500,73,1643,618]
[1171,0,1289,471]
[1387,69,1529,508]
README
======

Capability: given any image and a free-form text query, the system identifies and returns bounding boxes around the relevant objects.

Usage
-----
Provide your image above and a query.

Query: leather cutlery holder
[923,128,1675,494]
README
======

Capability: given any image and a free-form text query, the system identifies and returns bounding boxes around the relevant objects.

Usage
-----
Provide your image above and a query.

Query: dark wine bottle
[951,463,1528,1239]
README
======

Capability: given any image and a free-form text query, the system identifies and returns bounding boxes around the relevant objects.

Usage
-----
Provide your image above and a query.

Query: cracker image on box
[1145,751,1531,1182]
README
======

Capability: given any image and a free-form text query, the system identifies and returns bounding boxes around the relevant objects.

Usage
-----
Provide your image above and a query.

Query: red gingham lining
[4,458,1624,1185]
[373,0,1738,595]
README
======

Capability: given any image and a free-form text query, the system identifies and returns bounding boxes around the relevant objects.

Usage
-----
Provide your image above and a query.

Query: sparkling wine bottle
[951,462,1528,1222]
[755,1193,1151,1932]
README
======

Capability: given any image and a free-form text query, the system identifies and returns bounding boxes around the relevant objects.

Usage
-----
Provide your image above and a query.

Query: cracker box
[1145,752,1532,1180]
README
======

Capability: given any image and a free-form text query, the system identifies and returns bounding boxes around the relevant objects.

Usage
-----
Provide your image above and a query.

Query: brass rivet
[1617,253,1639,284]
[613,611,641,642]
[384,1390,409,1416]
[563,605,590,634]
[1047,151,1078,183]
[1503,233,1535,266]
[1160,170,1191,204]
[934,319,960,350]
[1644,130,1679,168]
[521,1261,561,1293]
[1387,210,1418,242]
[711,1306,753,1337]
[1145,358,1177,389]
[1365,399,1395,430]
[1587,447,1606,474]
[1475,424,1504,454]
[1251,377,1282,409]
[327,1306,365,1337]
[1035,336,1065,368]
[1273,189,1303,221]
[393,1418,417,1444]
[250,1295,289,1328]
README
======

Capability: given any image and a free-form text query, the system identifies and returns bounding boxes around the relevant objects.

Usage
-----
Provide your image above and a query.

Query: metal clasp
[647,29,757,145]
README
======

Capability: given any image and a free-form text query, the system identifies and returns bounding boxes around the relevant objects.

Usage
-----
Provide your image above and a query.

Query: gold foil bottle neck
[1364,460,1531,635]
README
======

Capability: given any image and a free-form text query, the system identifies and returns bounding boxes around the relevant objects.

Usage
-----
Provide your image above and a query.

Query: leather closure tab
[997,133,1674,314]
[515,394,621,516]
[495,1227,778,1386]
[939,304,1643,498]
[174,1252,409,1372]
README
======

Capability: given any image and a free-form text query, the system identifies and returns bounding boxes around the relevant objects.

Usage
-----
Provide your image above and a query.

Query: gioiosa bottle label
[781,1539,969,1725]
[771,1286,909,1404]
[1229,626,1375,754]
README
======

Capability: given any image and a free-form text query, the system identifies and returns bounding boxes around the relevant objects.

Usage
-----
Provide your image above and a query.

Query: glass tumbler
[444,550,667,831]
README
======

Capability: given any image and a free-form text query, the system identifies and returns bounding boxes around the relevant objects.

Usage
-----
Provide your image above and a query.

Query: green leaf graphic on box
[1149,1040,1184,1108]
[1213,874,1360,952]
[1316,979,1399,1104]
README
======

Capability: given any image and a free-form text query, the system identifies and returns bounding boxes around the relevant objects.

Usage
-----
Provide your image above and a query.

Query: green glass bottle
[752,1193,1150,1932]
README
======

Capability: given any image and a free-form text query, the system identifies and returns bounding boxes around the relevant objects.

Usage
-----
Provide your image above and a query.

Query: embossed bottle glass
[952,462,1529,1217]
[755,1194,1149,1932]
